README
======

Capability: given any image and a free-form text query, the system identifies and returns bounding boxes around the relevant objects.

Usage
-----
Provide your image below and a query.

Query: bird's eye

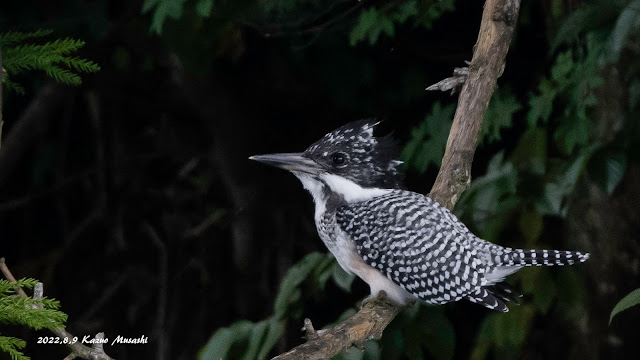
[332,153,347,166]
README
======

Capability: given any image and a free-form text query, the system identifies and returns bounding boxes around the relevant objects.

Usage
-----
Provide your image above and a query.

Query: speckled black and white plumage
[304,120,404,189]
[333,190,589,312]
[251,120,590,312]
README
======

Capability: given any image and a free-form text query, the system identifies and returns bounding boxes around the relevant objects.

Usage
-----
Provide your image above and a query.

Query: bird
[250,120,590,312]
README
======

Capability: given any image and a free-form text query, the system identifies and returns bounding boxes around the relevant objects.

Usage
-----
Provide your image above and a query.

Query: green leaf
[482,90,522,143]
[527,79,557,126]
[538,182,564,216]
[350,8,379,46]
[241,320,269,360]
[605,152,626,195]
[332,262,355,292]
[554,110,590,155]
[143,0,188,35]
[456,152,519,240]
[273,252,326,318]
[510,127,547,175]
[550,51,574,83]
[198,320,253,360]
[401,102,455,173]
[416,0,456,30]
[392,1,418,23]
[309,253,336,291]
[552,4,599,50]
[257,318,286,359]
[589,150,627,195]
[195,0,214,17]
[536,148,594,216]
[350,7,397,46]
[610,288,640,324]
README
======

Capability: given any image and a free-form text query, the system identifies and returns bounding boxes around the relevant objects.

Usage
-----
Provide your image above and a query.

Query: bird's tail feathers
[501,249,590,267]
[465,288,509,312]
[486,282,523,304]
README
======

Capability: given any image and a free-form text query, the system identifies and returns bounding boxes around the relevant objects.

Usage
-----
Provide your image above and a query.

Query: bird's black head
[302,120,403,189]
[250,120,404,190]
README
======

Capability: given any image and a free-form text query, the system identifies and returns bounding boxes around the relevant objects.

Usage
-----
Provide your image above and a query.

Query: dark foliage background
[1,0,639,359]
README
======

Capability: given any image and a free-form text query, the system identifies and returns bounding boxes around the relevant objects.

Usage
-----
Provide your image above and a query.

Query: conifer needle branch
[271,0,522,358]
[0,258,115,360]
[0,258,27,297]
[1,45,4,149]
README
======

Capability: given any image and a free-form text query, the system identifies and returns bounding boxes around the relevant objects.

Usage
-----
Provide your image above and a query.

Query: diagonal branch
[271,0,522,358]
[429,0,521,208]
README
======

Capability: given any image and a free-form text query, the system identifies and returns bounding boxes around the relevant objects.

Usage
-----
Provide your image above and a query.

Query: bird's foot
[360,290,389,308]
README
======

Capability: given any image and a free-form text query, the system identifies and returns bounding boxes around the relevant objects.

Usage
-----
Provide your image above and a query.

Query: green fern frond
[0,295,67,331]
[1,76,25,95]
[0,336,29,360]
[61,57,100,73]
[0,279,38,294]
[0,277,67,360]
[45,66,82,86]
[0,29,100,92]
[0,29,53,47]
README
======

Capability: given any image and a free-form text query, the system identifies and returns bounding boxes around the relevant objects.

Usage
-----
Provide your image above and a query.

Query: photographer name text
[83,335,148,345]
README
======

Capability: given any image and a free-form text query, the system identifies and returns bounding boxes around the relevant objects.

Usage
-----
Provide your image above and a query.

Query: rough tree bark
[429,0,520,208]
[271,0,522,358]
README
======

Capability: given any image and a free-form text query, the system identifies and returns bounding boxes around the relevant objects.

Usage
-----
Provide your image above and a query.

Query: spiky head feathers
[304,120,404,189]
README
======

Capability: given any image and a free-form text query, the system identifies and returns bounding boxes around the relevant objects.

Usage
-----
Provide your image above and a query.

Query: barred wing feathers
[335,190,508,311]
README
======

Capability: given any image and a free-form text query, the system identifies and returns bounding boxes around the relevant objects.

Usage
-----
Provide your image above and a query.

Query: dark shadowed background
[1,0,639,359]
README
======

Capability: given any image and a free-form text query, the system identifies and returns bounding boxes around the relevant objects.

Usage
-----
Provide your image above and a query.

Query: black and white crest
[304,120,404,189]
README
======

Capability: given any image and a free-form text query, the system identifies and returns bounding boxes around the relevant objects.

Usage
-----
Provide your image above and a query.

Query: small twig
[425,63,470,94]
[0,258,115,360]
[302,318,319,340]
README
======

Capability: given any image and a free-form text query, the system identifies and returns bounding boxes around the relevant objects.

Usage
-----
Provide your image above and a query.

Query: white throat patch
[320,173,390,203]
[293,172,327,223]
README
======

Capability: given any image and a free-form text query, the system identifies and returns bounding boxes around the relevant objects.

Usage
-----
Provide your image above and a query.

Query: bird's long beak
[249,152,323,175]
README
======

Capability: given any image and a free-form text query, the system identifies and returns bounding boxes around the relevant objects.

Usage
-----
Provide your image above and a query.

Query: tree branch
[271,0,521,358]
[429,0,521,208]
[272,293,401,360]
